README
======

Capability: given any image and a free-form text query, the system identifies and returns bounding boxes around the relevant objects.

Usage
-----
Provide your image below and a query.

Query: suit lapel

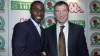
[40,27,44,37]
[52,25,57,48]
[68,22,74,50]
[51,25,58,56]
[26,19,40,38]
[40,27,45,46]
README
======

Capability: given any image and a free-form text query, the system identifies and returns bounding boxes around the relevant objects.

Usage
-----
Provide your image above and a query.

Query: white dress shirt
[30,18,41,36]
[56,21,69,56]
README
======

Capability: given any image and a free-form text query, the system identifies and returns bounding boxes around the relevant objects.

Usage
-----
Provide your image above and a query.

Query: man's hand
[41,52,46,56]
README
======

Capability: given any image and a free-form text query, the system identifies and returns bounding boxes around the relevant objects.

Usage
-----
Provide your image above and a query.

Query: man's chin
[36,20,42,24]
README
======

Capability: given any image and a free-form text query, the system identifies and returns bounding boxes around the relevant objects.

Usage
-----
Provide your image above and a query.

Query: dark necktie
[59,26,66,56]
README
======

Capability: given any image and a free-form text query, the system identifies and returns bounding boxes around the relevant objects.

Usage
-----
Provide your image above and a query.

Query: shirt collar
[30,18,40,27]
[57,21,68,27]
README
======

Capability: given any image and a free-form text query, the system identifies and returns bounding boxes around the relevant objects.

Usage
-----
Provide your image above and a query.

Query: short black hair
[30,1,44,10]
[54,1,69,11]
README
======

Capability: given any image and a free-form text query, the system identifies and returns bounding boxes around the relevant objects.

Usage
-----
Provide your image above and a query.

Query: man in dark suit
[45,1,89,56]
[12,1,46,56]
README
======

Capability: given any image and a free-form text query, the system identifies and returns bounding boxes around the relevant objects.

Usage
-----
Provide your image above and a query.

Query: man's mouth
[36,17,41,19]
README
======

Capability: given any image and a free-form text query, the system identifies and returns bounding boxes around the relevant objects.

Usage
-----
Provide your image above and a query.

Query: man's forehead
[33,2,43,5]
[32,3,44,7]
[31,3,44,10]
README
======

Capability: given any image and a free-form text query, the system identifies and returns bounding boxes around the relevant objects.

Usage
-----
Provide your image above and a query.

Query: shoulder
[13,21,27,30]
[45,24,56,30]
[69,22,83,28]
[69,22,84,31]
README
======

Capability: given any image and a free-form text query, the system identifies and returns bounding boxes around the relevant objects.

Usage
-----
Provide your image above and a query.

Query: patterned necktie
[59,26,66,56]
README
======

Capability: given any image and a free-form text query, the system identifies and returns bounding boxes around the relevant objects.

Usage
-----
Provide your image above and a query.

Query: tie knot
[60,26,65,31]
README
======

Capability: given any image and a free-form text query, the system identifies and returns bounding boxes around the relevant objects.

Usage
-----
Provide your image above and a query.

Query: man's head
[54,1,69,25]
[30,1,45,24]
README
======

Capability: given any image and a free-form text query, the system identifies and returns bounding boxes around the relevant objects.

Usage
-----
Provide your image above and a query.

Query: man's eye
[55,11,60,13]
[63,10,68,11]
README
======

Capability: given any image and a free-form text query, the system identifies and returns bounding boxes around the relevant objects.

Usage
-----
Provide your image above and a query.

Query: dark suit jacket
[12,19,45,56]
[45,22,89,56]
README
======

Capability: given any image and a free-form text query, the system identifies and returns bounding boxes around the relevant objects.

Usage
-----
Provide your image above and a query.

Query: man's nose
[37,11,41,16]
[60,11,63,17]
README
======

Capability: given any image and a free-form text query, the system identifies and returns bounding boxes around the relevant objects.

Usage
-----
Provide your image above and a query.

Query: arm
[78,26,89,56]
[12,23,32,56]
